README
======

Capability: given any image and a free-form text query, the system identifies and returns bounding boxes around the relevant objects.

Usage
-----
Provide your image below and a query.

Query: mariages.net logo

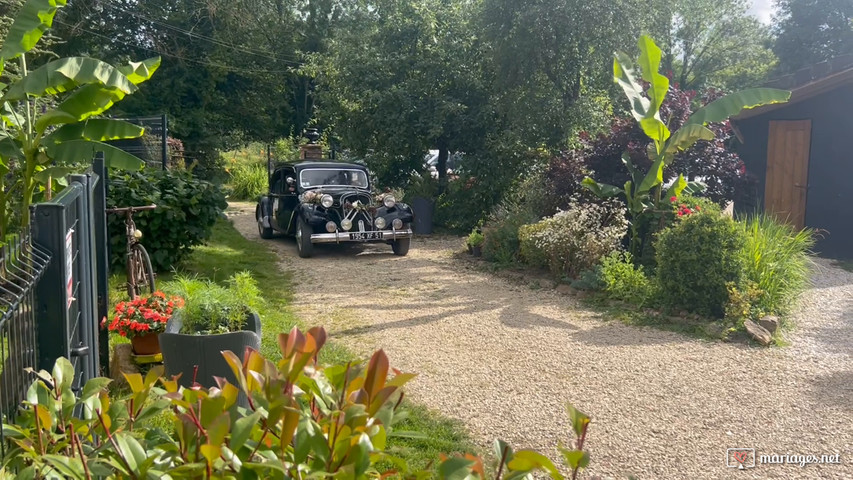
[727,448,842,470]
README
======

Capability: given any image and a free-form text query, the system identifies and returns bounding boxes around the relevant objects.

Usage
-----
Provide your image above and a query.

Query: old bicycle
[106,204,157,299]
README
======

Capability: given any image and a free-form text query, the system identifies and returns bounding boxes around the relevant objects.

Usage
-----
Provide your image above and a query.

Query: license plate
[349,232,383,240]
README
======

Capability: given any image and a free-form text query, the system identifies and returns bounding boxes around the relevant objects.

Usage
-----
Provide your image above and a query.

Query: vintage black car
[256,161,414,257]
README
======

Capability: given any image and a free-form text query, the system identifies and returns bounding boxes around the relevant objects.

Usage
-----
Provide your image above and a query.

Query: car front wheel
[392,237,410,256]
[296,216,314,258]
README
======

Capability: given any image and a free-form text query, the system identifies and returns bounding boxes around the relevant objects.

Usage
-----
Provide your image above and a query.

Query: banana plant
[0,0,160,237]
[582,35,790,253]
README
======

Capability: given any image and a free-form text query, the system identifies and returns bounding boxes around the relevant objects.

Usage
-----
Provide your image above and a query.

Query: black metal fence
[0,237,50,416]
[32,156,110,393]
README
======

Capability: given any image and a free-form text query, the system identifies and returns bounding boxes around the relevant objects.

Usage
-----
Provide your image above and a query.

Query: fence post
[32,194,74,372]
[94,154,110,376]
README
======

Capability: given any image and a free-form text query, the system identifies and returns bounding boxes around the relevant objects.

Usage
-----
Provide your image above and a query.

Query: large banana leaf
[0,0,67,63]
[0,135,23,161]
[118,57,162,85]
[35,85,127,133]
[613,52,650,123]
[46,139,144,170]
[637,36,669,116]
[33,166,74,183]
[3,57,136,101]
[686,88,791,125]
[43,119,144,145]
[581,177,623,198]
[663,124,715,157]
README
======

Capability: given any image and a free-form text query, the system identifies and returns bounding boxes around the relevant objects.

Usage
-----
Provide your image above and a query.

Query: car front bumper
[310,228,414,244]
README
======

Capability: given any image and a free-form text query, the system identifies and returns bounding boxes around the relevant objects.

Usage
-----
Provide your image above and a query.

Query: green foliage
[738,214,815,317]
[600,251,654,305]
[0,0,158,236]
[518,222,549,268]
[772,0,853,73]
[724,280,765,327]
[228,162,267,201]
[570,266,605,291]
[164,272,263,334]
[655,211,746,317]
[582,35,789,255]
[3,330,599,479]
[520,198,628,279]
[106,168,227,272]
[649,0,777,89]
[466,229,484,248]
[482,212,533,265]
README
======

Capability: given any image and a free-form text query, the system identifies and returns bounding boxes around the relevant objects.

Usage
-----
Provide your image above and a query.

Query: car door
[272,167,298,233]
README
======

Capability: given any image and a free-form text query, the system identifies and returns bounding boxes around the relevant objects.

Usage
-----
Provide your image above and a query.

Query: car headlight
[383,195,396,209]
[392,218,403,229]
[133,229,143,239]
[321,194,334,208]
[325,221,337,233]
[375,217,387,229]
[341,219,353,231]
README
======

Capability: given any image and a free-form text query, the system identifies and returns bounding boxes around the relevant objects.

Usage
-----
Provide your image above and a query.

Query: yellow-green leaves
[0,0,68,64]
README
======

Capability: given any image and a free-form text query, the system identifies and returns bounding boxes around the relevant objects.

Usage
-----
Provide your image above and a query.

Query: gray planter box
[159,312,261,406]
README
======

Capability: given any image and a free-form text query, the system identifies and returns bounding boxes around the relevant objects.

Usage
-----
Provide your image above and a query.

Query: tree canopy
[772,0,853,73]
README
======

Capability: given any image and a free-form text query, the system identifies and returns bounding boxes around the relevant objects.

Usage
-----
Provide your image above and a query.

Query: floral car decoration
[256,161,415,258]
[103,291,184,338]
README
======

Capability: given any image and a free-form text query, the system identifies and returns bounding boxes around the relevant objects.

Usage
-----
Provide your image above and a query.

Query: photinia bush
[0,326,603,479]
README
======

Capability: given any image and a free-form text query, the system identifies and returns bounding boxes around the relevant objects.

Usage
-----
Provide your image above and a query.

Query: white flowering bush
[524,198,628,279]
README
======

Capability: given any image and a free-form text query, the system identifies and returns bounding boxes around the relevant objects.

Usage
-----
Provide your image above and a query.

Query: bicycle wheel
[128,244,156,298]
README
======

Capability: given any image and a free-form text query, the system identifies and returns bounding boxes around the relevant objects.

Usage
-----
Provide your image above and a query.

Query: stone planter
[130,332,161,355]
[159,312,262,406]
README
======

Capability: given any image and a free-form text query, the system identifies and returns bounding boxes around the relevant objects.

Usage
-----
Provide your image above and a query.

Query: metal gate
[31,156,110,393]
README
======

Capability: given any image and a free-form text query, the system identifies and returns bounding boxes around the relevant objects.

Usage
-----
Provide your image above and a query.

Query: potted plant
[103,292,184,355]
[468,229,485,257]
[158,272,263,394]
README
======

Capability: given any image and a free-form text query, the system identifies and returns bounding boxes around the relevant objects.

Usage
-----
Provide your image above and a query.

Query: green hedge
[655,212,746,317]
[107,168,227,272]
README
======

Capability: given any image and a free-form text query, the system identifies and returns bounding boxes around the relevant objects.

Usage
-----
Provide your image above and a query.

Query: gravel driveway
[228,203,851,479]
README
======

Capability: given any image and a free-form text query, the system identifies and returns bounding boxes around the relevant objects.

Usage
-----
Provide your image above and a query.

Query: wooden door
[764,120,811,230]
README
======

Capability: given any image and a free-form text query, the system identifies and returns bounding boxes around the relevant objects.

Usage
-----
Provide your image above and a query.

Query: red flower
[670,196,677,202]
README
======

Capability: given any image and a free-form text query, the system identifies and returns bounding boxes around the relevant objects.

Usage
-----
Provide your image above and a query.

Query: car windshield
[299,168,369,188]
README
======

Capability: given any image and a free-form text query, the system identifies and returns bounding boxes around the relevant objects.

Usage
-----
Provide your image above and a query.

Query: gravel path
[227,202,852,479]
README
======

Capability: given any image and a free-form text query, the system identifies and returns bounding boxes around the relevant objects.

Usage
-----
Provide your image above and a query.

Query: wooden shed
[733,55,853,259]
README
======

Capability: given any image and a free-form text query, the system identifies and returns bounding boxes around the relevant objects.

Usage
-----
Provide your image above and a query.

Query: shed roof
[734,54,853,120]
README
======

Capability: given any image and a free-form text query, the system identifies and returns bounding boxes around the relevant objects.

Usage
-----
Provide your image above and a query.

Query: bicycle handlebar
[106,204,158,214]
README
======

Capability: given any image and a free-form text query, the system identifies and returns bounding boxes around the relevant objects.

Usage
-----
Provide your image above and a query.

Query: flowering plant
[669,196,701,217]
[301,190,321,203]
[103,292,184,339]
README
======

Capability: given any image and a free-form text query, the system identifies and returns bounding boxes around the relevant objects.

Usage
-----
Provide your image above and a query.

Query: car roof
[275,161,368,171]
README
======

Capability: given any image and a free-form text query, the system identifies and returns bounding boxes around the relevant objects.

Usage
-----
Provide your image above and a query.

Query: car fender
[257,196,272,229]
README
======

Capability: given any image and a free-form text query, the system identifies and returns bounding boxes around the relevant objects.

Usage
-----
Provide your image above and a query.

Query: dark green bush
[635,195,723,271]
[482,211,531,264]
[655,211,746,317]
[107,168,227,272]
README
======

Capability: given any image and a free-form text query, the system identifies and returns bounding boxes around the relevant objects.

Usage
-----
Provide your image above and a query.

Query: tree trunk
[436,144,449,194]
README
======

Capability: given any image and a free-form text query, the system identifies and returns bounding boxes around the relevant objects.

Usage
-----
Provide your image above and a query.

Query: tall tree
[652,0,776,90]
[773,0,853,73]
[315,0,490,188]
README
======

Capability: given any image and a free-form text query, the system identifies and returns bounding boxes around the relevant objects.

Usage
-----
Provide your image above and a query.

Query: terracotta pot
[131,332,161,355]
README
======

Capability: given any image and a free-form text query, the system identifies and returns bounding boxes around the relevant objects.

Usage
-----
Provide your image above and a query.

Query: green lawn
[109,217,476,471]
